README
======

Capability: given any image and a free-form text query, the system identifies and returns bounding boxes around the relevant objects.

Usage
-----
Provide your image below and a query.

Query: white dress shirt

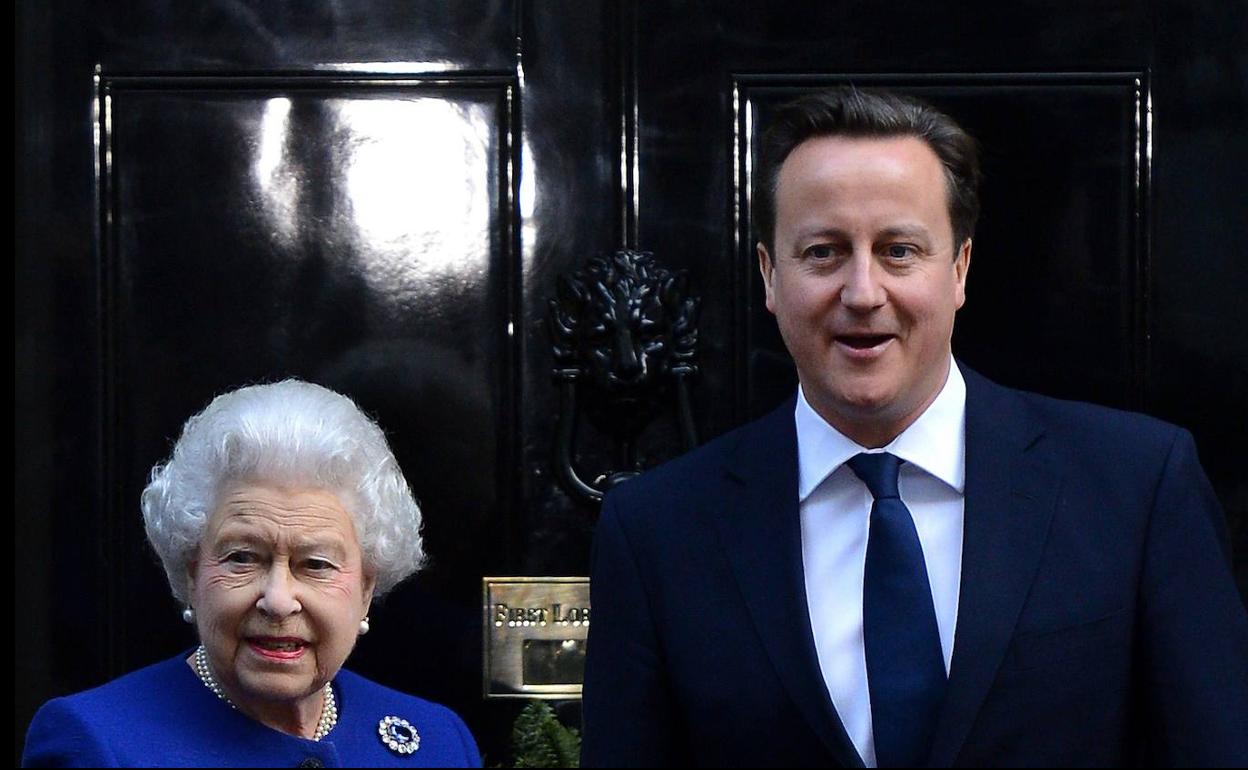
[796,360,966,768]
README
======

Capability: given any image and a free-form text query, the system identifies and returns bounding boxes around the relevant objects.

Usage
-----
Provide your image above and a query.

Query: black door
[17,0,1246,762]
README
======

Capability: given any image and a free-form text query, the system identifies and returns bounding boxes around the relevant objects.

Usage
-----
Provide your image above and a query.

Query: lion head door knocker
[547,250,701,504]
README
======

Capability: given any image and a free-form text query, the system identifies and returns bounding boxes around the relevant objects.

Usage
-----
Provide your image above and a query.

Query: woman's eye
[225,550,258,565]
[304,558,336,572]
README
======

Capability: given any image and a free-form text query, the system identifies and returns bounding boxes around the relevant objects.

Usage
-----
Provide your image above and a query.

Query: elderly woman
[23,380,480,767]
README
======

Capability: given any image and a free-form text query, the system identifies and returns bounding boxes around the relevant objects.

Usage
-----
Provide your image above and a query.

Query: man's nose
[839,252,887,311]
[256,565,302,618]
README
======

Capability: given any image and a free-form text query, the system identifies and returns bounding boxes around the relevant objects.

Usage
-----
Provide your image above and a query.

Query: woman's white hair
[141,379,425,604]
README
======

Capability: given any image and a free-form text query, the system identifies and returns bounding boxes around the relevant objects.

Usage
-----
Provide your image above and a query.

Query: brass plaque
[483,577,590,699]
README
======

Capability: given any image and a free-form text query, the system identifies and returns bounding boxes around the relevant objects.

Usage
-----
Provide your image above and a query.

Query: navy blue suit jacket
[23,653,481,767]
[581,366,1248,766]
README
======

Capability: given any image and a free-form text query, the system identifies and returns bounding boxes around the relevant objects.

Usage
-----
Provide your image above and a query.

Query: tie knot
[846,452,903,500]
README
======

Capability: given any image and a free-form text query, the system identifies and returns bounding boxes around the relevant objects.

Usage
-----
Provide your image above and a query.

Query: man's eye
[885,244,916,259]
[803,244,836,260]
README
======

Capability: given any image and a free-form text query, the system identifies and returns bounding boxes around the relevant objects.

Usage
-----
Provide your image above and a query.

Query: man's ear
[954,238,972,309]
[758,242,777,314]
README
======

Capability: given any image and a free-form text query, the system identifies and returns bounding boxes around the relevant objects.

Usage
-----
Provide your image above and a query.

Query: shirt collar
[795,359,967,501]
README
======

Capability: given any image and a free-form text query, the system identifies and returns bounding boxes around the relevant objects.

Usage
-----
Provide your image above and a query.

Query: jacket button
[298,758,325,768]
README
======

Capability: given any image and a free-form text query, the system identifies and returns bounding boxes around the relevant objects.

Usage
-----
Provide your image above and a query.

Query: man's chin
[807,387,894,420]
[835,396,902,426]
[802,380,915,441]
[827,380,900,416]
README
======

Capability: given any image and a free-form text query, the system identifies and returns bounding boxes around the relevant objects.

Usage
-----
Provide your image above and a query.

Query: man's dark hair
[753,88,982,258]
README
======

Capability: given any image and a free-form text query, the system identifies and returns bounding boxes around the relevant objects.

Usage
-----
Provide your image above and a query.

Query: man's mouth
[835,333,894,350]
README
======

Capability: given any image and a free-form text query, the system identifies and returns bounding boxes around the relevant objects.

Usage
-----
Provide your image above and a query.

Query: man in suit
[580,89,1248,766]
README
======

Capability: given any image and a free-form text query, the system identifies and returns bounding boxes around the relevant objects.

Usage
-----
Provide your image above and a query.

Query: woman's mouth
[247,637,309,660]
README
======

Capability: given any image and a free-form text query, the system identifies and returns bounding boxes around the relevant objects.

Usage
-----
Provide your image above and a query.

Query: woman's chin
[232,660,322,708]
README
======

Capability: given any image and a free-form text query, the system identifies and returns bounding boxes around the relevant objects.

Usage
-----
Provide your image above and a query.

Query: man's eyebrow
[792,227,852,244]
[877,224,933,240]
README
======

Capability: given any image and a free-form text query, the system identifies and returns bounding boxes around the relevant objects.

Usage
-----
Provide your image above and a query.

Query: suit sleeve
[1138,429,1248,765]
[580,492,679,767]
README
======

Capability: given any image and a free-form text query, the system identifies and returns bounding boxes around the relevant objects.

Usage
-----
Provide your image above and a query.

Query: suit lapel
[712,399,865,768]
[926,366,1060,766]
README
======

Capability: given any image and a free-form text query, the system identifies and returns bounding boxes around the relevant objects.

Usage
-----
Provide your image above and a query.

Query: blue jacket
[23,653,481,767]
[581,364,1248,766]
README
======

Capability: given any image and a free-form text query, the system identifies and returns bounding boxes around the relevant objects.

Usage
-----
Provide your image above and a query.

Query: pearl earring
[359,616,371,635]
[182,607,195,624]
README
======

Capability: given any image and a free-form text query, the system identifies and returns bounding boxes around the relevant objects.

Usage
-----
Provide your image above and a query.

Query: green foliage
[511,701,581,768]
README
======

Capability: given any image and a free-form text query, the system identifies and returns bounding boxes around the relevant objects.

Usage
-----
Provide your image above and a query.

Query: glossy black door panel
[100,75,519,737]
[516,2,619,576]
[735,76,1148,417]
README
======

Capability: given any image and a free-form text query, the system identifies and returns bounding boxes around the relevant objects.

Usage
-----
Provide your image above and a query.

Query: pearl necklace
[193,644,338,741]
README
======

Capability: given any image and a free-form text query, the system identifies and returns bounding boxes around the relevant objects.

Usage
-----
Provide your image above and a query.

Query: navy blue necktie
[847,452,946,768]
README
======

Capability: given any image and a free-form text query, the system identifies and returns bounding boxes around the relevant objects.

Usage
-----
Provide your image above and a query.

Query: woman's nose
[255,565,302,618]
